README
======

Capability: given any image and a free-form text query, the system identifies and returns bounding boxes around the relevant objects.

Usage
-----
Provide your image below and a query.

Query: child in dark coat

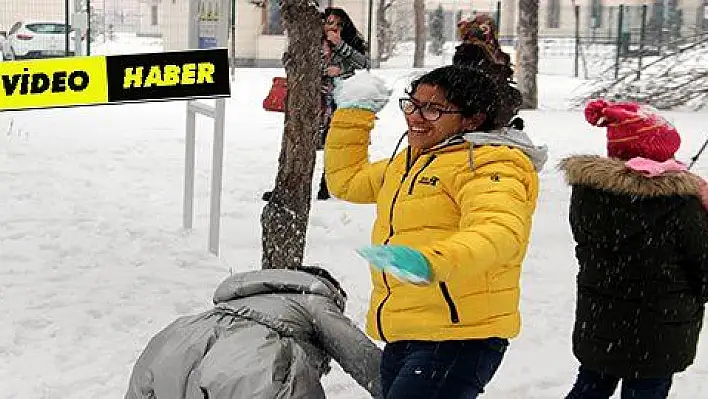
[559,99,708,398]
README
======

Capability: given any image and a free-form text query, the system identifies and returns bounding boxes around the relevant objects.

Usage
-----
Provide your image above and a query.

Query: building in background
[2,0,706,63]
[158,0,376,66]
[537,0,706,39]
[101,0,159,36]
[0,0,160,37]
[137,0,161,36]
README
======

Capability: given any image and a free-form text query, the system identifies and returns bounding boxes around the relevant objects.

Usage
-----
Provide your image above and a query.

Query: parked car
[3,21,83,60]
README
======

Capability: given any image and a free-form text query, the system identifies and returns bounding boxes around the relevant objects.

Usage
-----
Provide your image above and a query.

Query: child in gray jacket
[125,266,382,399]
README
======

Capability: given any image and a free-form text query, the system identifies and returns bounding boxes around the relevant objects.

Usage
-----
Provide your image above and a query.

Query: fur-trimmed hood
[558,155,703,198]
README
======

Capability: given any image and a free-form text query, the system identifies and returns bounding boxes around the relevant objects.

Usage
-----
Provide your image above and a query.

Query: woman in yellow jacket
[324,66,547,399]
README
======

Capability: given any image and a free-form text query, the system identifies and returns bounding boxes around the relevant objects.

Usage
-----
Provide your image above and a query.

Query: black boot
[317,172,330,200]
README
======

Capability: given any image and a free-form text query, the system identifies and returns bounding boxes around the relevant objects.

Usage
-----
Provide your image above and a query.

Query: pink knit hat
[584,99,681,162]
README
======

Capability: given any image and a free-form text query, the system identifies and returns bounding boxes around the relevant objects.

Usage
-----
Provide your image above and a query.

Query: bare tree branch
[574,37,708,110]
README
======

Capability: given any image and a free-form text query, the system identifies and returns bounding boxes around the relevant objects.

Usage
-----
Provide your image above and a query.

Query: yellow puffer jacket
[325,108,540,343]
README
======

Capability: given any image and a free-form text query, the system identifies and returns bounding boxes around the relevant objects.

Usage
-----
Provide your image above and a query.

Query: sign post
[185,0,231,256]
[230,0,236,79]
[72,0,88,56]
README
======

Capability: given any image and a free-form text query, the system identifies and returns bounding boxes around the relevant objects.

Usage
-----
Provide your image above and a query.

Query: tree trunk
[517,0,539,109]
[377,0,394,62]
[413,0,426,67]
[261,0,321,270]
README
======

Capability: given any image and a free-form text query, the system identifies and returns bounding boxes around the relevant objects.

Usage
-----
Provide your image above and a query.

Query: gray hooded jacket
[463,126,548,172]
[125,269,383,399]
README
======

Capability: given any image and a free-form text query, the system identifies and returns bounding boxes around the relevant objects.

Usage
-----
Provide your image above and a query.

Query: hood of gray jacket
[463,127,548,172]
[213,269,346,312]
[126,268,383,399]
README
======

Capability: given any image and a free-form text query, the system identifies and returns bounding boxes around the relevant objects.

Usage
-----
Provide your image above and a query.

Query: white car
[3,21,81,60]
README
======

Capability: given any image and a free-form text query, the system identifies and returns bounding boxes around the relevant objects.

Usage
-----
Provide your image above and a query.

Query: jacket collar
[559,155,703,197]
[410,134,467,159]
[212,269,346,311]
[463,127,548,171]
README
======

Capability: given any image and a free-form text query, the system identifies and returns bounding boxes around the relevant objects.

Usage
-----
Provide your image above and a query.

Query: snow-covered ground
[1,36,708,399]
[90,33,165,56]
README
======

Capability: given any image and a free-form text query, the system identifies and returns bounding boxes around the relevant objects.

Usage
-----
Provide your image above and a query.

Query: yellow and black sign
[0,48,230,111]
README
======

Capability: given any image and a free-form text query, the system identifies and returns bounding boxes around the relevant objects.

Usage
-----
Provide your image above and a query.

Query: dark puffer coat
[560,155,708,379]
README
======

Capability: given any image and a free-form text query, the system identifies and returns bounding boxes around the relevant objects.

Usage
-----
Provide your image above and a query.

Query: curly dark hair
[408,65,500,132]
[323,7,368,55]
[452,43,522,128]
[452,43,514,81]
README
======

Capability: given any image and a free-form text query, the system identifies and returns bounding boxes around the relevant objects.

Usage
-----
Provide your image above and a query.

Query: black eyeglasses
[399,98,462,122]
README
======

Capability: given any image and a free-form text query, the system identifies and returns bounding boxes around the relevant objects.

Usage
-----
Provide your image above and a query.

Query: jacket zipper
[375,148,412,343]
[439,282,460,323]
[407,155,437,195]
[405,138,464,196]
[411,150,454,324]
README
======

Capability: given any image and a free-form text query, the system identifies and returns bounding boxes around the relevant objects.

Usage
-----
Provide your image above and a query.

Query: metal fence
[2,0,708,80]
[549,3,708,80]
[377,1,708,79]
[0,0,169,60]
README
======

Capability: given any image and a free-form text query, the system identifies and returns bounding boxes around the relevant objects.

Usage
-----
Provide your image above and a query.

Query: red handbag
[262,77,287,112]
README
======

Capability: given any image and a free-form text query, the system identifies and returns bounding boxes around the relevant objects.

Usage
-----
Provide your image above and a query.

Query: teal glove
[356,245,432,285]
[333,71,392,113]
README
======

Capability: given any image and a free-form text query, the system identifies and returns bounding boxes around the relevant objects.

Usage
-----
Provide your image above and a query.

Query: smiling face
[404,83,482,150]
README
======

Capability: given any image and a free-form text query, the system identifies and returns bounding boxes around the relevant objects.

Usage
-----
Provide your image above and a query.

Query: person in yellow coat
[324,66,547,399]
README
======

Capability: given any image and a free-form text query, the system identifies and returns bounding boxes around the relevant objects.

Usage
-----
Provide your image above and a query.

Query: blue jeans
[380,338,508,399]
[566,365,673,399]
